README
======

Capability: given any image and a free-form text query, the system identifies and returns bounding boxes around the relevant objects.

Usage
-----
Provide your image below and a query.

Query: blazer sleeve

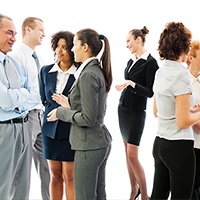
[56,71,100,127]
[132,57,159,98]
[39,67,46,105]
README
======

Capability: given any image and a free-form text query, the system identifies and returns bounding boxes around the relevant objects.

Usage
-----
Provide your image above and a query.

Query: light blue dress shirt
[0,52,40,121]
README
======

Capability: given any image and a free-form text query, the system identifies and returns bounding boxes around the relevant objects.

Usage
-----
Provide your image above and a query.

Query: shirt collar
[132,51,149,62]
[0,52,6,64]
[49,62,77,74]
[74,57,97,80]
[189,71,200,83]
[21,42,35,55]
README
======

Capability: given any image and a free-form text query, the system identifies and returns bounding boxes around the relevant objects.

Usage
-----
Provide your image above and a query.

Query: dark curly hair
[51,31,79,67]
[158,22,192,61]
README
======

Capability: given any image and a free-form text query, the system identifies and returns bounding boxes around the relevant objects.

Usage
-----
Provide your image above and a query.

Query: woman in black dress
[116,26,159,200]
[40,31,80,200]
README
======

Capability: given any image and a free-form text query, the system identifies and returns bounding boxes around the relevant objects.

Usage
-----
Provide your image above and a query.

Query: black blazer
[39,64,75,139]
[119,54,159,111]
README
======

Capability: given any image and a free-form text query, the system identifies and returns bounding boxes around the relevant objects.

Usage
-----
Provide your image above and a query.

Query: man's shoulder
[9,47,25,61]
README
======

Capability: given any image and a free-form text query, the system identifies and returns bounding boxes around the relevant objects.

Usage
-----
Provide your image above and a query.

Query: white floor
[29,90,157,200]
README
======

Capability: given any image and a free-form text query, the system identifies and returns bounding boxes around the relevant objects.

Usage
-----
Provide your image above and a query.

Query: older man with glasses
[0,13,40,199]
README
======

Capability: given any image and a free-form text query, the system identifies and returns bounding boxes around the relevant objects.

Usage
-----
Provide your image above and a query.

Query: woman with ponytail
[47,28,112,200]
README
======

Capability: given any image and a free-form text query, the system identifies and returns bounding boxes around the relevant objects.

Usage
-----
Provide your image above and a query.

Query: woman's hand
[191,104,200,113]
[115,80,135,91]
[52,93,71,108]
[191,104,200,132]
[47,108,58,122]
[193,122,200,132]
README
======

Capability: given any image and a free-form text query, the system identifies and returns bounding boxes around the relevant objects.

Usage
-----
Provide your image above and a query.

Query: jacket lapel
[48,71,57,93]
[62,74,75,95]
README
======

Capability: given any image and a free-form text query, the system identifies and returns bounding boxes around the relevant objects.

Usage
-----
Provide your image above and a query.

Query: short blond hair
[21,17,43,38]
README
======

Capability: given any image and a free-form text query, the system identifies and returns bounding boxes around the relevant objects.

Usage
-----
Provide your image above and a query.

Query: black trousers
[151,137,195,200]
[194,148,200,189]
[192,148,200,199]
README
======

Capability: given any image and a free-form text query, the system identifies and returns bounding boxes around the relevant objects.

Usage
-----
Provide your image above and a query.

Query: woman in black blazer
[39,31,79,200]
[116,26,159,200]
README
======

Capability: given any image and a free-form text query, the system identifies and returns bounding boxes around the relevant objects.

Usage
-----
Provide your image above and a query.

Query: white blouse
[49,63,76,94]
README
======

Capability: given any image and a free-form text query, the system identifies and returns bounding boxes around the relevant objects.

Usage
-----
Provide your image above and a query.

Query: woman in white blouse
[151,22,200,200]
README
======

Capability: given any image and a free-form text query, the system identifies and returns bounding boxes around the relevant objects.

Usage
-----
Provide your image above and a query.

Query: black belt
[0,114,28,124]
[29,109,42,114]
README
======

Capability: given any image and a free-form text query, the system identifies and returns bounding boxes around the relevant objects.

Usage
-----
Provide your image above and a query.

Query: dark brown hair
[76,28,112,92]
[51,30,79,67]
[158,22,192,61]
[129,26,149,44]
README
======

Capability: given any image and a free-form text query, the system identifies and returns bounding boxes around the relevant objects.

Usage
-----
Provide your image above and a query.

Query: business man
[0,14,40,199]
[11,17,50,200]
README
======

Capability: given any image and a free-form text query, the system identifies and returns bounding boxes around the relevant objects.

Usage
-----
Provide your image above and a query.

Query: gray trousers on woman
[74,145,111,200]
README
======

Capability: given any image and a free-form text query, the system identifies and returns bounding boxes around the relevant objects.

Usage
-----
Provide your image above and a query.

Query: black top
[119,54,159,111]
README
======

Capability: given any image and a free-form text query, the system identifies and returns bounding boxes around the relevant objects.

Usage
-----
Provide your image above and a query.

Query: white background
[2,0,200,199]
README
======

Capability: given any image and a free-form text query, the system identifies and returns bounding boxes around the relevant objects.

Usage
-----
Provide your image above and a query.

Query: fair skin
[153,53,200,130]
[0,17,17,54]
[115,32,149,200]
[188,48,200,131]
[48,38,75,200]
[47,34,92,121]
[23,19,45,51]
[115,33,145,91]
[188,49,200,78]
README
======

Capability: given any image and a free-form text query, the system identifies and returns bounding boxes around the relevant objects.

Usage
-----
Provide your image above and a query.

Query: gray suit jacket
[56,59,112,150]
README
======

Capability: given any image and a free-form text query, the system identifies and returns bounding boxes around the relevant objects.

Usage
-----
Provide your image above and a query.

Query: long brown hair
[76,28,112,92]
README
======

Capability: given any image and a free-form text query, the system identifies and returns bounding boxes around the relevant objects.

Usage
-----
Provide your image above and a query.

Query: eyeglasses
[0,29,17,38]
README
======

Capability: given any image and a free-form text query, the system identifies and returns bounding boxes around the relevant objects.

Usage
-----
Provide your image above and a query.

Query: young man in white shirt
[11,16,50,200]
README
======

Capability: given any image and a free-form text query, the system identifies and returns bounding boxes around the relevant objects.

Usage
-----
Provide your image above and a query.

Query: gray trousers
[74,145,111,200]
[28,109,50,200]
[0,119,31,200]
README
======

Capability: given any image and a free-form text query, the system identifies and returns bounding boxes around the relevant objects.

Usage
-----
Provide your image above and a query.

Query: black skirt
[42,134,75,162]
[118,104,146,146]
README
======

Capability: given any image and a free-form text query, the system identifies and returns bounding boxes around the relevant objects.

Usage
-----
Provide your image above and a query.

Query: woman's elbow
[80,115,96,127]
[176,120,189,130]
[153,112,158,118]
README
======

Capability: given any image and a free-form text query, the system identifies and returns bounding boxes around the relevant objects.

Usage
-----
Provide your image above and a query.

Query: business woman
[39,31,79,200]
[116,26,159,200]
[47,28,112,200]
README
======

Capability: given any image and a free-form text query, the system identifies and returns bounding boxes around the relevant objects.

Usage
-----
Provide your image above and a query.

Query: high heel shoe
[134,188,140,200]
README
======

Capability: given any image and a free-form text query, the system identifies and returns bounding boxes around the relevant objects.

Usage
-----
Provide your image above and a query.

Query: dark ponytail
[77,28,112,92]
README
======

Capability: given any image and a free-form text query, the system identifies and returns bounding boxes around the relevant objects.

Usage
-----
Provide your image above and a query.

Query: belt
[29,109,43,114]
[0,114,28,124]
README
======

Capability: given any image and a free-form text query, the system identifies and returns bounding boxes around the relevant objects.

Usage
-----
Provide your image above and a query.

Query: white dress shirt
[190,73,200,148]
[49,63,76,94]
[9,43,43,110]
